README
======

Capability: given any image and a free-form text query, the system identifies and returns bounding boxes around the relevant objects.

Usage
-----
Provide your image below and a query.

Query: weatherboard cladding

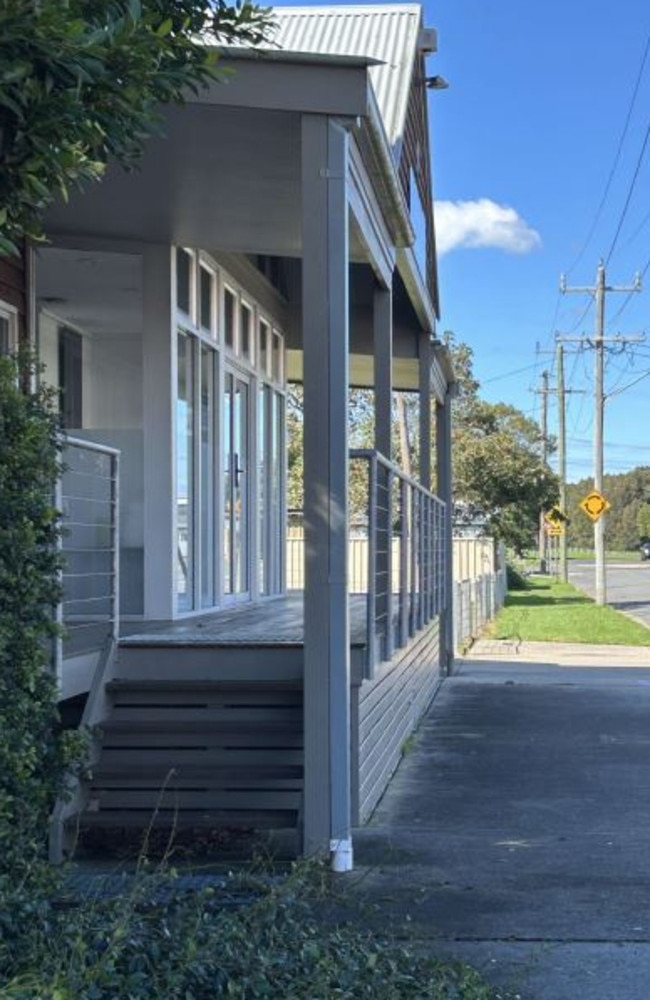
[268,5,423,154]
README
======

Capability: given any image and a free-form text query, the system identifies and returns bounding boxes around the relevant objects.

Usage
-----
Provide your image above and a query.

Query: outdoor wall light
[424,75,449,90]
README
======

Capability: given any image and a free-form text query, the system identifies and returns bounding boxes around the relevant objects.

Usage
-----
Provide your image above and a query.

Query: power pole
[593,263,607,605]
[556,342,568,582]
[537,369,549,573]
[560,261,642,604]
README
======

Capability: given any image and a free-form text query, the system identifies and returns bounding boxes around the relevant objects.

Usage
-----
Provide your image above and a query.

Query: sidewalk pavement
[344,642,650,1000]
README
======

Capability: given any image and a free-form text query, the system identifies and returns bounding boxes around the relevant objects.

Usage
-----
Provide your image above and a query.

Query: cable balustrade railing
[350,450,446,675]
[55,437,120,687]
[286,451,447,676]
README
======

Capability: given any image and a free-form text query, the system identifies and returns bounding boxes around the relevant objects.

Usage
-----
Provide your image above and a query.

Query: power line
[605,123,650,265]
[607,366,650,398]
[566,32,650,276]
[482,361,544,384]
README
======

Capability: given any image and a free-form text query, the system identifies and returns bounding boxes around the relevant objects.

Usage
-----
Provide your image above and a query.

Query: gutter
[356,85,414,250]
[431,339,457,394]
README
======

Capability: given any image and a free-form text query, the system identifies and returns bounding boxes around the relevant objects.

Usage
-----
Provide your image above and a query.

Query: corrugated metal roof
[267,4,423,150]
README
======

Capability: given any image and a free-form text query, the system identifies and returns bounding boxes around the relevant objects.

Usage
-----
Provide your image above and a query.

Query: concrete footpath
[346,640,650,1000]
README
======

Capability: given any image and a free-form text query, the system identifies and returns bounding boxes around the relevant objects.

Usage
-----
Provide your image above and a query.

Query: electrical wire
[606,251,650,327]
[606,366,650,398]
[482,361,545,384]
[605,122,650,265]
[565,32,650,276]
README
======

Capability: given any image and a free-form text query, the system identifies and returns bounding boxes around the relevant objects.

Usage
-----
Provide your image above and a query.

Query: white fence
[452,537,507,650]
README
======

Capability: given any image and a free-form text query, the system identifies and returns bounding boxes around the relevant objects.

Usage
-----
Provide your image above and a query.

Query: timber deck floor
[119,591,370,647]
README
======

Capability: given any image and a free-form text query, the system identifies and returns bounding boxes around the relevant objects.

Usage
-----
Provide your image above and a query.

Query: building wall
[352,618,441,824]
[398,57,438,303]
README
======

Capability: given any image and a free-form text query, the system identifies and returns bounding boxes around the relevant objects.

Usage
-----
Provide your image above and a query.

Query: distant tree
[452,400,557,552]
[566,467,650,551]
[287,332,558,553]
[638,503,650,542]
[0,0,272,254]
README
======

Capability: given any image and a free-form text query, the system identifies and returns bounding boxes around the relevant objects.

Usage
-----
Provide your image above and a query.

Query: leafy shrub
[0,866,505,999]
[506,562,529,591]
[0,355,79,898]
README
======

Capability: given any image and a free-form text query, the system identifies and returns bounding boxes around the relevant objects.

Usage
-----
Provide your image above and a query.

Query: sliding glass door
[223,368,250,599]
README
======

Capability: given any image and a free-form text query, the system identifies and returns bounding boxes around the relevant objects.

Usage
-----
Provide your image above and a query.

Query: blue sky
[426,0,650,483]
[273,0,650,484]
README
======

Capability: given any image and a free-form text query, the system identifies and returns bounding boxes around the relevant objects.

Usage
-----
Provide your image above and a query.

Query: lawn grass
[489,575,650,646]
[568,549,643,563]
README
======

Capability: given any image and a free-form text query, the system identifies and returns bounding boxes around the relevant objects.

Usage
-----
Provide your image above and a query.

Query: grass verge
[0,862,509,1000]
[489,575,650,646]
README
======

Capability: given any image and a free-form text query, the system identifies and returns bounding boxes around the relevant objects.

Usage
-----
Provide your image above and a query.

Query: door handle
[234,452,244,487]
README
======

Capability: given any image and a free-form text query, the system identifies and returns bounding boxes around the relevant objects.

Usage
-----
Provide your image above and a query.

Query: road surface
[569,558,650,629]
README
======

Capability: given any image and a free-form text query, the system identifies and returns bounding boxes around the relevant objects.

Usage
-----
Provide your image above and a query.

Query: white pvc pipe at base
[330,838,354,872]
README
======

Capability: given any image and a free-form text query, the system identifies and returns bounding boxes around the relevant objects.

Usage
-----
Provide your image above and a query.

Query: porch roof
[43,22,440,379]
[44,50,410,258]
[265,4,427,156]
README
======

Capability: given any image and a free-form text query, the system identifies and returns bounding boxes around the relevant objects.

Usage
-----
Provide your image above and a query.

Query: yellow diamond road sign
[545,505,566,526]
[579,490,611,522]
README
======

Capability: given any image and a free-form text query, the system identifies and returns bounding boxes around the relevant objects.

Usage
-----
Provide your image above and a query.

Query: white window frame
[172,246,287,615]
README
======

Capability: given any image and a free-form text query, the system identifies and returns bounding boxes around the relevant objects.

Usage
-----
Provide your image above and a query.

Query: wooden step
[106,678,302,696]
[76,665,305,836]
[87,789,301,811]
[101,718,303,748]
[80,808,298,830]
[96,747,303,768]
[90,764,303,784]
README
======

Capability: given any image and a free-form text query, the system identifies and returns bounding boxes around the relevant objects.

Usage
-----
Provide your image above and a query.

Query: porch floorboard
[119,591,369,647]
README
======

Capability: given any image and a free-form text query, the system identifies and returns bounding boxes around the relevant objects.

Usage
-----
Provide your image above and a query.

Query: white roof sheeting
[267,4,424,152]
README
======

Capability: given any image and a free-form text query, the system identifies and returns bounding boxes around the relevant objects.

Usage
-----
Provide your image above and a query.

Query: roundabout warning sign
[579,490,611,522]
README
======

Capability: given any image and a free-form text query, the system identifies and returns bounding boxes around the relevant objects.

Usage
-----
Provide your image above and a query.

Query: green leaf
[156,17,174,37]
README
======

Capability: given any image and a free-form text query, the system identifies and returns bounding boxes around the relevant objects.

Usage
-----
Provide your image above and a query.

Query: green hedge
[0,355,80,897]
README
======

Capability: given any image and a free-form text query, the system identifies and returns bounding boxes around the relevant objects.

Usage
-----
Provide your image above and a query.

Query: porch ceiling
[46,104,305,257]
[44,52,382,265]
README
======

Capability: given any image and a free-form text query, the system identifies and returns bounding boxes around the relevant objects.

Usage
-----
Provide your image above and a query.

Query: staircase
[52,642,304,859]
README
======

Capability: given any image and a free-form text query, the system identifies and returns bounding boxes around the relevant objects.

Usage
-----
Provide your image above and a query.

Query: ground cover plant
[489,575,650,646]
[0,863,510,1000]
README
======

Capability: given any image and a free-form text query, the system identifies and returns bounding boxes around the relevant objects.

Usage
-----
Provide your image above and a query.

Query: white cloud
[434,199,542,256]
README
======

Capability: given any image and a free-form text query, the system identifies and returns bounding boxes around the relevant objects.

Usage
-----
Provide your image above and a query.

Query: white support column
[373,285,392,461]
[301,114,352,870]
[142,245,176,620]
[418,334,432,491]
[436,389,454,675]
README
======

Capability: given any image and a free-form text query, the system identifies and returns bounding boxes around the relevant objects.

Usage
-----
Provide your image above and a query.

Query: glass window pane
[58,327,83,428]
[259,319,270,376]
[200,266,213,333]
[241,303,252,360]
[176,332,194,611]
[270,390,283,593]
[258,385,267,594]
[224,289,236,350]
[0,316,11,355]
[200,346,215,607]
[176,248,192,316]
[272,332,282,383]
[0,316,16,355]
